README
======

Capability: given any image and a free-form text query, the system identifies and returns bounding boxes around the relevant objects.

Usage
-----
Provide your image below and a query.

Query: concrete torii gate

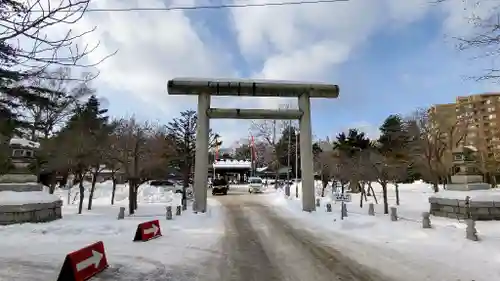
[167,78,340,212]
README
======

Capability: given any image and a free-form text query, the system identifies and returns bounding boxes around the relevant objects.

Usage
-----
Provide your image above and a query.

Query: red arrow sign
[57,241,109,281]
[134,219,162,242]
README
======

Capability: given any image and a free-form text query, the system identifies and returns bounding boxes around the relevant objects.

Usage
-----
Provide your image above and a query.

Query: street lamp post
[287,120,291,185]
[295,127,299,198]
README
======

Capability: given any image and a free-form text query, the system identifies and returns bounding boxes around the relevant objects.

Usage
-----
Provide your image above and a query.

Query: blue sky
[77,0,500,145]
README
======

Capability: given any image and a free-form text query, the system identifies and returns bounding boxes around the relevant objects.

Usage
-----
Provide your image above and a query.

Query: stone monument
[0,138,62,225]
[446,146,489,191]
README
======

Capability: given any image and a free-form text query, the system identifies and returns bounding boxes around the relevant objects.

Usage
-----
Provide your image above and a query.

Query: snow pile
[433,189,500,201]
[0,198,225,280]
[286,180,329,199]
[266,181,500,281]
[0,191,60,205]
[53,181,183,205]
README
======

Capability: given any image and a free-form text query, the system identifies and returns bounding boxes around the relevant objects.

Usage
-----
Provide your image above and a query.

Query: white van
[248,177,264,193]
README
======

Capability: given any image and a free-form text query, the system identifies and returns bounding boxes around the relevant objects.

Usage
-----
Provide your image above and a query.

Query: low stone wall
[0,183,43,192]
[429,197,500,220]
[0,200,63,225]
[0,174,38,183]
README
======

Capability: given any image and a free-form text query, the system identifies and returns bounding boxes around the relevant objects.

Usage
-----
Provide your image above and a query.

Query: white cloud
[440,0,500,37]
[34,0,499,144]
[230,0,434,81]
[75,0,236,111]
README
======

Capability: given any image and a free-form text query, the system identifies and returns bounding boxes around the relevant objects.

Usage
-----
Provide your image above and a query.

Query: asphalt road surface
[208,187,390,281]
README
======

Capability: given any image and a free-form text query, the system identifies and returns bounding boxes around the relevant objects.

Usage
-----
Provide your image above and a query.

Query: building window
[490,114,497,119]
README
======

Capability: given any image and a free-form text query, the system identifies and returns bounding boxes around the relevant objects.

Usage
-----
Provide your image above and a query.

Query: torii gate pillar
[193,92,210,212]
[298,93,314,211]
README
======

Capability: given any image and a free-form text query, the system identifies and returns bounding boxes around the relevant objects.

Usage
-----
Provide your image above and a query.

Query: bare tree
[254,141,274,167]
[113,118,167,215]
[313,140,335,197]
[406,108,447,192]
[103,136,122,205]
[364,149,407,214]
[433,0,500,81]
[87,131,113,211]
[1,0,115,76]
[331,150,354,193]
[44,126,92,213]
[251,120,284,187]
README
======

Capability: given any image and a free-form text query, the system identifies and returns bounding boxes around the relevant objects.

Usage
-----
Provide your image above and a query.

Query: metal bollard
[466,219,479,241]
[176,205,182,216]
[390,207,398,221]
[368,203,375,216]
[326,203,332,212]
[422,212,431,229]
[117,207,125,220]
[166,206,173,220]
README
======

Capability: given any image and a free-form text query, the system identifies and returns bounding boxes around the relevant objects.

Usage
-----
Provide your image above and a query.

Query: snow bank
[0,197,225,280]
[0,191,60,205]
[9,137,40,148]
[53,181,183,205]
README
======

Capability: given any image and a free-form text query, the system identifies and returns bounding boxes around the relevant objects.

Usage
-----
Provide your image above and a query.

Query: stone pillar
[193,93,210,213]
[298,93,315,212]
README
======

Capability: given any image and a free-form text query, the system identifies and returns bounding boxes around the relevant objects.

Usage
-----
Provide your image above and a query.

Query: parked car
[248,177,264,193]
[212,178,229,195]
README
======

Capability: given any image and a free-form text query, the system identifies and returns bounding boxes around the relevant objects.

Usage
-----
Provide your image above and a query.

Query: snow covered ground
[0,181,225,280]
[265,181,500,281]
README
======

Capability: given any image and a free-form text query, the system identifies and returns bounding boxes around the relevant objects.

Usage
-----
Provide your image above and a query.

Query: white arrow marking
[76,250,103,272]
[143,224,159,236]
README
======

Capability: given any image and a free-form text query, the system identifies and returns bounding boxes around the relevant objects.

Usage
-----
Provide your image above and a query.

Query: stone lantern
[447,145,489,191]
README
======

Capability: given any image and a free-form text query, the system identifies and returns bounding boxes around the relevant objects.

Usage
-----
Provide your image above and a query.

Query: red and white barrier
[57,241,109,281]
[133,219,162,242]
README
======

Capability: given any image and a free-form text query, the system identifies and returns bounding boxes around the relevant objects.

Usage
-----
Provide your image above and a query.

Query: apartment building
[454,93,500,159]
[429,103,456,129]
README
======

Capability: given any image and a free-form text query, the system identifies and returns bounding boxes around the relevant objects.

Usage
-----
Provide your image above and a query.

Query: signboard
[57,241,109,281]
[333,193,352,202]
[133,219,162,242]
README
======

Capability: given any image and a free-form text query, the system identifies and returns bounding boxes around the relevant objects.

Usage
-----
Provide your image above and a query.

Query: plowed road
[209,188,390,281]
